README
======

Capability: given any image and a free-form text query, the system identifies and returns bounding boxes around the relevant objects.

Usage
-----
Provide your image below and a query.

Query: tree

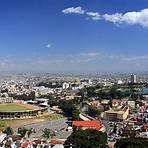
[115,138,148,148]
[42,128,51,139]
[27,128,33,138]
[86,86,96,98]
[72,109,80,120]
[64,129,107,148]
[58,100,80,120]
[3,127,14,135]
[18,127,27,137]
[47,95,58,107]
[58,100,78,117]
[87,106,102,118]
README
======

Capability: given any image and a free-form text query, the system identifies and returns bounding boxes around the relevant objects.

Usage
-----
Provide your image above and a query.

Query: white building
[62,82,70,89]
[33,86,54,97]
[117,80,123,85]
[128,101,135,108]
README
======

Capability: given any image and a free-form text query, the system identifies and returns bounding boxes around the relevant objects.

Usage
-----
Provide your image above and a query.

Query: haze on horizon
[0,0,148,73]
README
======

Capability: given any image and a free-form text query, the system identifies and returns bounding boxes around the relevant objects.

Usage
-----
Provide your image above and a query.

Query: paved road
[13,118,72,139]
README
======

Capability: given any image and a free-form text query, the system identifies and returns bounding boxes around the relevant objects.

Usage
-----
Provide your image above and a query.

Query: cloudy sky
[0,0,148,73]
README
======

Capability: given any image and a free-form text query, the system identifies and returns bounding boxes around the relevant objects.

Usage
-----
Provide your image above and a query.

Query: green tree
[42,128,51,139]
[87,106,102,118]
[58,100,80,120]
[64,129,107,148]
[18,127,27,137]
[72,109,80,120]
[27,128,33,138]
[110,85,118,99]
[86,86,96,98]
[3,127,14,135]
[58,100,76,116]
[47,95,57,107]
[115,138,148,148]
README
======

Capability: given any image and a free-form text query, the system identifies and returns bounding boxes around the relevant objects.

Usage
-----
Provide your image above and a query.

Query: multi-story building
[103,107,129,121]
[130,74,137,83]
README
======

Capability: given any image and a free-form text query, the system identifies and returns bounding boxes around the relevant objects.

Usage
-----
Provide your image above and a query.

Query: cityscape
[1,0,148,148]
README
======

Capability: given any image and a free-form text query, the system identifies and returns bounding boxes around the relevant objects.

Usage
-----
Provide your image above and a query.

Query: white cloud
[103,13,122,24]
[81,52,101,57]
[103,8,148,27]
[46,44,51,48]
[86,12,101,20]
[121,56,148,62]
[62,6,148,28]
[62,6,84,14]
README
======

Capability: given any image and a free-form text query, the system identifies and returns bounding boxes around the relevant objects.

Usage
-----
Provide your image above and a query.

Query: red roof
[50,139,65,145]
[144,123,148,127]
[72,120,102,130]
[21,141,32,148]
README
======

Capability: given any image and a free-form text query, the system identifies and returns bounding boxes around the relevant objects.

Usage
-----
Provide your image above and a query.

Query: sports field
[0,103,35,112]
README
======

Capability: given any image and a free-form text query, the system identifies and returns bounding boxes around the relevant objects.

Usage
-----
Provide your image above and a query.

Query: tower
[130,74,136,84]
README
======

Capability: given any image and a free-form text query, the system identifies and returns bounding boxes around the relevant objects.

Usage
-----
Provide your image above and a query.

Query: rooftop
[72,120,102,130]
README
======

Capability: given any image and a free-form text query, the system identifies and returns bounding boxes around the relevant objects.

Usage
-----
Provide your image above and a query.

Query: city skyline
[0,0,148,73]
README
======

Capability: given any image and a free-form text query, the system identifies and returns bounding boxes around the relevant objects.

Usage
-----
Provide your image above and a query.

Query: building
[33,86,54,97]
[103,107,129,121]
[117,80,123,85]
[62,82,70,89]
[112,99,122,107]
[72,120,103,131]
[128,101,135,108]
[130,74,137,84]
[0,97,13,103]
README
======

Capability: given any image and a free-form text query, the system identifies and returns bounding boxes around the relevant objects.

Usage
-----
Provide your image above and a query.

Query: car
[66,120,72,126]
[66,126,73,131]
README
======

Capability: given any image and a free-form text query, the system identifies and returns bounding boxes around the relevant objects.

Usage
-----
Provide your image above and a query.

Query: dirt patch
[0,113,65,129]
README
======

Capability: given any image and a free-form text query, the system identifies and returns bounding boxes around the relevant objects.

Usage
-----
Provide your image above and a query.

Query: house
[72,120,103,131]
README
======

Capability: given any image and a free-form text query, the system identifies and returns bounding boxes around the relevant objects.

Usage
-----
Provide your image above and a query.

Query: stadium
[0,98,48,119]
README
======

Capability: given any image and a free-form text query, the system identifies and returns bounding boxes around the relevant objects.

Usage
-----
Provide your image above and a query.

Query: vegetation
[64,129,107,148]
[27,128,35,138]
[18,127,28,137]
[87,106,103,118]
[78,83,143,101]
[42,128,51,139]
[3,126,14,135]
[11,91,35,101]
[58,100,80,120]
[47,95,58,107]
[47,113,65,120]
[115,138,148,148]
[18,127,35,138]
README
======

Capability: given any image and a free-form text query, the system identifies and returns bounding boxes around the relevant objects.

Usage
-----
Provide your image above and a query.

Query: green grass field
[0,103,33,112]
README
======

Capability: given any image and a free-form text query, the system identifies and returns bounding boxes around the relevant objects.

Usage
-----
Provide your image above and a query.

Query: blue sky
[1,0,148,73]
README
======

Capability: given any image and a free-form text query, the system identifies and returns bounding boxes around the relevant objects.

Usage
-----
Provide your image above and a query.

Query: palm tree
[18,127,27,137]
[3,127,14,135]
[42,128,51,139]
[27,128,33,138]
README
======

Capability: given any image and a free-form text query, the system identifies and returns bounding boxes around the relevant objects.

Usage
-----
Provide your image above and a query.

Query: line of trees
[3,126,54,139]
[79,84,142,100]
